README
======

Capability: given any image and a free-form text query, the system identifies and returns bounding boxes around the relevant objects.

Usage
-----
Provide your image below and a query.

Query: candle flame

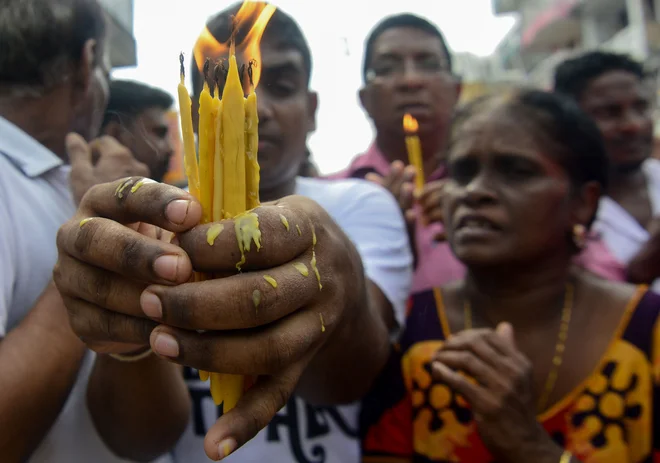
[403,113,419,135]
[193,1,277,89]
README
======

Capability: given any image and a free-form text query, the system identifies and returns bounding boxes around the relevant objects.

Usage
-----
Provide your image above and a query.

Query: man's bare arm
[0,284,85,462]
[87,355,191,461]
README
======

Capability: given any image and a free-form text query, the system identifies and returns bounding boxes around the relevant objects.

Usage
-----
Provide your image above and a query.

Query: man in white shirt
[555,51,660,289]
[0,1,168,461]
[52,3,413,462]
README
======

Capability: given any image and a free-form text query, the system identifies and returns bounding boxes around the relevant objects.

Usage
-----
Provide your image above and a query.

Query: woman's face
[444,104,575,268]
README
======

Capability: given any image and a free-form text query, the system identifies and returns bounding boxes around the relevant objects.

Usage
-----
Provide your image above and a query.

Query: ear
[453,78,463,105]
[103,120,131,146]
[305,91,318,134]
[572,181,602,228]
[75,39,97,95]
[359,86,372,116]
[103,120,122,138]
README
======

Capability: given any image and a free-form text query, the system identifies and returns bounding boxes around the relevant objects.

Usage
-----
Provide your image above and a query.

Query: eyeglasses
[366,56,452,82]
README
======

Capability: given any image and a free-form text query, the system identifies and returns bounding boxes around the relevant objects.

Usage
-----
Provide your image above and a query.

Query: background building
[491,0,660,88]
[98,0,136,69]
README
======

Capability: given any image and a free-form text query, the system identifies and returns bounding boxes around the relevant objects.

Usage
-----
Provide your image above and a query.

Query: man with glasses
[330,13,464,292]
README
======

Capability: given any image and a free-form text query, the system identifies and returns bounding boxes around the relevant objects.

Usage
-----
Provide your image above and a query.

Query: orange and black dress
[360,286,660,463]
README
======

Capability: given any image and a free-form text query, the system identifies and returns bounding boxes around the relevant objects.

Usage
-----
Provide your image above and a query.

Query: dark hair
[451,89,609,221]
[554,51,645,100]
[363,13,452,82]
[191,2,312,98]
[0,0,106,95]
[101,79,174,129]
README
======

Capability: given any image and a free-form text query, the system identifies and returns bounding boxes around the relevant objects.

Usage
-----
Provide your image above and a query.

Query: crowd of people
[2,0,660,462]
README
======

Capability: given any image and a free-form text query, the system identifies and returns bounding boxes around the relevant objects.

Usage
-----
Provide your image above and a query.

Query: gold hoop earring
[572,224,587,250]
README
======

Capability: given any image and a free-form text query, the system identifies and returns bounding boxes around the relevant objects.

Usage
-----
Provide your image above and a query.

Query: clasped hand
[366,160,446,240]
[432,324,562,463]
[54,171,364,459]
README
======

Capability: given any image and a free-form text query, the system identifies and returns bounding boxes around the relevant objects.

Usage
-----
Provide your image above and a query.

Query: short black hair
[554,51,645,100]
[191,2,312,98]
[0,0,106,95]
[363,13,452,82]
[452,89,609,223]
[102,80,174,129]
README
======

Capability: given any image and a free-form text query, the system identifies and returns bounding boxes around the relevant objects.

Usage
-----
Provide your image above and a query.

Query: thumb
[203,363,303,461]
[65,132,94,185]
[66,132,92,166]
[365,172,384,185]
[496,322,516,345]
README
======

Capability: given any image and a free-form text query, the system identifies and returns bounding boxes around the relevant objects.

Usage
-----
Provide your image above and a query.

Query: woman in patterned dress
[361,89,660,463]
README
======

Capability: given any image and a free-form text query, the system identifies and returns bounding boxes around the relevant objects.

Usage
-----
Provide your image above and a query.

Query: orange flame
[403,113,419,135]
[193,1,276,89]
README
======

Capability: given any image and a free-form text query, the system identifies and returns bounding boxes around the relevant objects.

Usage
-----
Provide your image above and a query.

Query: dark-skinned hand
[416,179,447,241]
[366,161,417,224]
[68,133,150,206]
[53,176,365,461]
[431,324,563,463]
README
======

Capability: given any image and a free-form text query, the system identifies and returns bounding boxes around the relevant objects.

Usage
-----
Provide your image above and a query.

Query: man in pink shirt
[330,13,625,291]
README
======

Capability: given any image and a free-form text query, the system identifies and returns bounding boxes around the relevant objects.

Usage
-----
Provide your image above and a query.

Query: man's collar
[0,116,63,177]
[356,142,447,180]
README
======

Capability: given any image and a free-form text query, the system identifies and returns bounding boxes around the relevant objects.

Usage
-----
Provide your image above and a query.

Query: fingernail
[140,291,162,319]
[154,254,181,282]
[166,200,191,225]
[217,438,237,460]
[153,333,179,358]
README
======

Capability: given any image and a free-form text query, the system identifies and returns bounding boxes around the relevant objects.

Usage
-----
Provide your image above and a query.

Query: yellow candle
[212,92,224,222]
[245,87,260,209]
[403,113,425,191]
[177,53,200,200]
[198,77,215,223]
[221,53,247,218]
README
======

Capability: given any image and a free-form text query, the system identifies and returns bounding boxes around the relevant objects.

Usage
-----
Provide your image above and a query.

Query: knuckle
[66,306,90,339]
[485,397,505,415]
[263,333,292,374]
[52,261,64,288]
[118,236,144,273]
[86,269,113,308]
[73,217,102,258]
[161,287,193,327]
[82,182,104,208]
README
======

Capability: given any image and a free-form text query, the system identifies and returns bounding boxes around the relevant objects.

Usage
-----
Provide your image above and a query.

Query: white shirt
[0,116,169,463]
[594,158,660,290]
[172,176,413,463]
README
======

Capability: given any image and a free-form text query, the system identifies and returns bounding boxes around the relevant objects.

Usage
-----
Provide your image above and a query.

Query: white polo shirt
[173,176,414,462]
[594,158,660,290]
[0,116,170,463]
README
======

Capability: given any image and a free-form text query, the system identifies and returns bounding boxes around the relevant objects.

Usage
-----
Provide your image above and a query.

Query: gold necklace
[463,283,574,412]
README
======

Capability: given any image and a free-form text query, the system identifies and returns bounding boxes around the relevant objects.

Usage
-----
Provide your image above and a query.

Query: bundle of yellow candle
[176,23,266,412]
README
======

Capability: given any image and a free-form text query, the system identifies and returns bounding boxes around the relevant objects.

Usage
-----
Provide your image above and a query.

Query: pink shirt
[328,144,626,292]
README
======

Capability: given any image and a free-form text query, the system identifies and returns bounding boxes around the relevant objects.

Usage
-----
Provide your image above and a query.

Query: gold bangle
[108,348,153,363]
[560,450,573,463]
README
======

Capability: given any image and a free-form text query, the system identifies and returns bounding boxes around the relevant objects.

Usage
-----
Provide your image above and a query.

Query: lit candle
[197,60,215,223]
[403,113,425,192]
[177,53,200,199]
[221,47,247,218]
[245,64,260,210]
[212,85,224,222]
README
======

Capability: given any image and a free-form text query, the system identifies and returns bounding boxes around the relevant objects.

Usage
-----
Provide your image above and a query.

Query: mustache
[609,134,653,147]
